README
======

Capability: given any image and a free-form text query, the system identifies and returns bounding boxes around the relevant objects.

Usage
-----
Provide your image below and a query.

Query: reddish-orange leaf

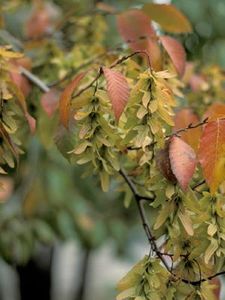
[160,36,186,77]
[204,102,225,121]
[169,136,196,190]
[174,108,202,152]
[116,9,161,70]
[198,119,225,194]
[41,88,60,117]
[59,72,86,128]
[103,67,130,121]
[143,3,192,33]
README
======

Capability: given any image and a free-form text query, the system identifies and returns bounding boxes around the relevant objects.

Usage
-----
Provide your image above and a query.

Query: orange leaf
[41,88,60,117]
[116,9,161,70]
[169,136,196,190]
[103,67,129,120]
[174,108,202,152]
[143,3,192,33]
[59,72,86,128]
[160,36,186,77]
[199,119,225,194]
[204,102,225,121]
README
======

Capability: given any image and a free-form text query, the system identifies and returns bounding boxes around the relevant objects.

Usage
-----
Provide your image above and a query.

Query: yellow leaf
[177,207,194,236]
[204,238,218,264]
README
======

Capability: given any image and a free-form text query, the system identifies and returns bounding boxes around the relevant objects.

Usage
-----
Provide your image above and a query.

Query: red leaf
[173,108,202,152]
[143,3,192,33]
[169,136,196,190]
[41,88,60,117]
[160,36,186,77]
[59,72,86,128]
[103,67,130,120]
[198,120,225,194]
[116,9,161,70]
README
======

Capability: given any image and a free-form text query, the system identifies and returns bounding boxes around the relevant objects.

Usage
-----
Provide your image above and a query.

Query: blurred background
[0,0,225,299]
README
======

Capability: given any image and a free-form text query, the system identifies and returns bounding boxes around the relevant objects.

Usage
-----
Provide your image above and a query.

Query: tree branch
[19,67,50,93]
[168,118,208,138]
[119,168,225,287]
[119,169,171,273]
[73,51,152,99]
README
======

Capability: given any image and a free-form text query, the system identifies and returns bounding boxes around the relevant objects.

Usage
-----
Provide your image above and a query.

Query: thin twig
[119,169,170,273]
[119,168,225,286]
[19,67,50,93]
[168,118,208,138]
[192,180,206,190]
[73,51,152,99]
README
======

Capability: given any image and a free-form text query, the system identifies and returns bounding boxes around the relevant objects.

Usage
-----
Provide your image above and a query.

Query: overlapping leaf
[103,67,130,120]
[199,119,225,194]
[116,9,161,70]
[143,3,192,33]
[160,36,186,77]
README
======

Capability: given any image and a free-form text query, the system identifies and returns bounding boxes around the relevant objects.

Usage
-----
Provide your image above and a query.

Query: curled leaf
[155,141,177,184]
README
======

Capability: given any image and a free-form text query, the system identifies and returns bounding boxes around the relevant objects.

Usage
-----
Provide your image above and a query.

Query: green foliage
[0,1,225,299]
